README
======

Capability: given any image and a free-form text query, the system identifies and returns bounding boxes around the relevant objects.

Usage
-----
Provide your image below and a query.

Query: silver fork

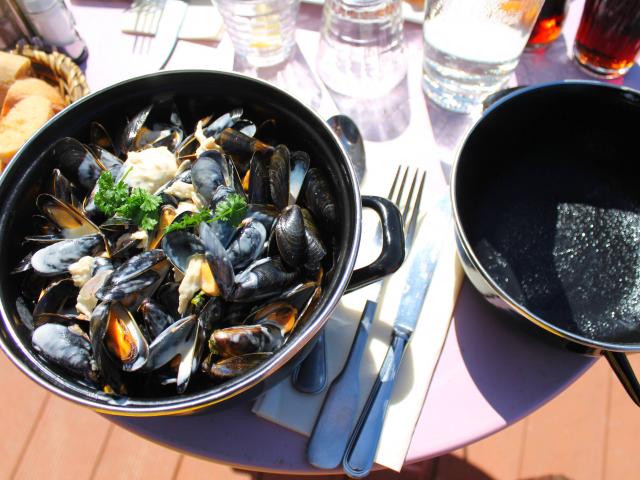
[128,0,164,54]
[306,165,426,470]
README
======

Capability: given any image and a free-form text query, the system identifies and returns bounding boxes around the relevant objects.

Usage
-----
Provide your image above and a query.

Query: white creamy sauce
[176,201,198,216]
[68,256,95,287]
[195,120,219,155]
[178,255,204,314]
[122,146,178,193]
[130,229,149,249]
[164,181,195,200]
[76,269,112,317]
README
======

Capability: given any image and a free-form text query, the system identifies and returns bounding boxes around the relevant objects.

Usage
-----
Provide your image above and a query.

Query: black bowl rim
[451,79,640,353]
[0,69,361,415]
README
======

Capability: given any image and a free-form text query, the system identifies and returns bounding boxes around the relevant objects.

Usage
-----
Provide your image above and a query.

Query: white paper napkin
[120,0,224,41]
[253,196,464,472]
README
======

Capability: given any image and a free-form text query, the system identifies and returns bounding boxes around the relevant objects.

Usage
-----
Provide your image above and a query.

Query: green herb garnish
[164,209,214,234]
[191,290,207,308]
[94,170,162,231]
[212,193,248,227]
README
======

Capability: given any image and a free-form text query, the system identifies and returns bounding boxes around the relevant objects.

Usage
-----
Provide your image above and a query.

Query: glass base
[422,74,496,114]
[573,44,632,79]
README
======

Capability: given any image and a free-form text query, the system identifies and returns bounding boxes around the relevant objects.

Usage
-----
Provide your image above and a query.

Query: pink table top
[65,0,640,473]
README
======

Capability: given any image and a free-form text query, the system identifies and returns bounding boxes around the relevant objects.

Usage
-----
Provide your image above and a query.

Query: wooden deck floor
[2,351,639,480]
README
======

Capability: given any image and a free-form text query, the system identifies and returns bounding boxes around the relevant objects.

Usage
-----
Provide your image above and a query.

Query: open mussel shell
[248,150,271,204]
[302,167,338,230]
[269,145,290,211]
[301,208,327,273]
[226,218,267,271]
[140,299,176,340]
[32,323,96,382]
[199,223,235,299]
[203,107,243,139]
[52,169,81,208]
[30,234,104,276]
[90,121,120,157]
[103,302,149,372]
[219,127,273,176]
[245,301,298,334]
[289,151,310,205]
[120,105,152,153]
[203,352,273,381]
[108,250,166,286]
[162,230,205,273]
[274,205,306,269]
[51,137,104,193]
[96,270,160,303]
[210,323,284,358]
[231,257,299,303]
[37,194,100,239]
[191,150,226,206]
[32,278,79,327]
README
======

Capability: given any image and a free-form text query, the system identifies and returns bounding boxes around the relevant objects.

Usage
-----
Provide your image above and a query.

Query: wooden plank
[0,353,49,479]
[13,395,113,480]
[175,455,259,480]
[518,359,610,480]
[465,418,527,480]
[603,353,640,480]
[433,448,493,480]
[91,425,181,480]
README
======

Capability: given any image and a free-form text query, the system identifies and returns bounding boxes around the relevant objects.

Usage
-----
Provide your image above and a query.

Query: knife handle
[342,330,410,479]
[307,300,378,470]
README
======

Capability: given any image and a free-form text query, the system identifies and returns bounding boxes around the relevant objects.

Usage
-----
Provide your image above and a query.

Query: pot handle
[345,196,405,294]
[604,351,640,407]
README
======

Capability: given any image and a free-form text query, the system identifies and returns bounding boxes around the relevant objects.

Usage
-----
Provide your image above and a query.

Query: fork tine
[405,171,427,251]
[387,166,402,201]
[393,167,410,208]
[401,170,419,230]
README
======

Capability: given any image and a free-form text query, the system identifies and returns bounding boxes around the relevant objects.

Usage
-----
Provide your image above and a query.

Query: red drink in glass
[527,0,568,49]
[574,0,640,78]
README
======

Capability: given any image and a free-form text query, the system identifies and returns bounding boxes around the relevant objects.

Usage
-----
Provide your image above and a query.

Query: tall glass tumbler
[214,0,301,67]
[574,0,640,78]
[316,0,406,98]
[422,0,545,113]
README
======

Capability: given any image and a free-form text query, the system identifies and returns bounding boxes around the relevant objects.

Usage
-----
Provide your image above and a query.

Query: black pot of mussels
[0,70,404,415]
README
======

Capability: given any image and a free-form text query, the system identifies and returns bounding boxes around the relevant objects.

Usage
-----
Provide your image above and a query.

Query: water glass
[422,0,545,113]
[574,0,640,78]
[214,0,300,67]
[316,0,407,98]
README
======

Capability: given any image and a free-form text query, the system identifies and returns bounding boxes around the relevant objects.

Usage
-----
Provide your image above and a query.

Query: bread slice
[0,52,32,106]
[0,96,54,168]
[2,78,65,116]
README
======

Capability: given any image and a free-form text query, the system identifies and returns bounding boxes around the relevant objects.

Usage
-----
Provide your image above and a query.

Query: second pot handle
[604,350,640,407]
[345,196,405,294]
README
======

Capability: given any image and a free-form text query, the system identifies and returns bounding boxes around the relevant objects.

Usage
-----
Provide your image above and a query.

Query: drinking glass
[574,0,640,78]
[214,0,300,67]
[526,0,568,50]
[316,0,407,98]
[422,0,545,113]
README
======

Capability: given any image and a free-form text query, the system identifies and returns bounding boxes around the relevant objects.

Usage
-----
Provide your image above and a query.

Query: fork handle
[342,330,410,478]
[346,196,405,293]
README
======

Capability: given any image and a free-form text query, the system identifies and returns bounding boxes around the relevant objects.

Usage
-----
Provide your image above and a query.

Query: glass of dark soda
[574,0,640,78]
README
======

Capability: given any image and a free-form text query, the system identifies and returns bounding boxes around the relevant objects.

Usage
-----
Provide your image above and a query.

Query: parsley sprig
[94,170,162,231]
[164,209,214,234]
[212,193,247,227]
[164,193,248,234]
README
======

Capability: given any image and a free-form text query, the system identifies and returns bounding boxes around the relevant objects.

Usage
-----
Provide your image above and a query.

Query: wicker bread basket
[10,43,89,106]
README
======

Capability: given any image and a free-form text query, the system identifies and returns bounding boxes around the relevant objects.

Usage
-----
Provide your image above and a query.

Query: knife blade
[342,191,452,478]
[150,0,188,70]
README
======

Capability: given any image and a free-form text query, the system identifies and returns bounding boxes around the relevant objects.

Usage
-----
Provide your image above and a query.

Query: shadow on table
[453,281,593,422]
[233,44,323,111]
[326,76,412,142]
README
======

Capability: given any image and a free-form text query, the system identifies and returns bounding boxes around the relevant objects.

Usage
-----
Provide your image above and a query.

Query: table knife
[150,0,188,70]
[306,300,378,469]
[342,192,452,478]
